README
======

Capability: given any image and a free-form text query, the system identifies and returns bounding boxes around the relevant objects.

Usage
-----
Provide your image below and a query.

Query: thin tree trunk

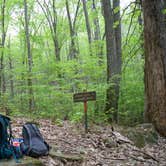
[53,38,60,61]
[20,37,26,111]
[9,58,14,97]
[36,0,61,61]
[92,0,101,41]
[143,0,166,137]
[0,0,6,97]
[8,37,14,98]
[82,0,92,44]
[24,0,34,112]
[65,0,80,59]
[92,0,103,62]
[52,0,60,61]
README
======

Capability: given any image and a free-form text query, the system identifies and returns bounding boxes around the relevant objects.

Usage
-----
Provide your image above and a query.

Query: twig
[104,157,127,160]
[126,144,159,162]
[124,2,137,47]
[130,155,145,162]
[133,149,159,162]
[120,1,137,20]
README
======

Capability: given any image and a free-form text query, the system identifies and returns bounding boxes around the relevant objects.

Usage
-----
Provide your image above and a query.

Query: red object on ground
[13,141,20,147]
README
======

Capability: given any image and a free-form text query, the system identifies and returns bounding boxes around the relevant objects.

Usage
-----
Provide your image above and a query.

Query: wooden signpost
[73,91,96,132]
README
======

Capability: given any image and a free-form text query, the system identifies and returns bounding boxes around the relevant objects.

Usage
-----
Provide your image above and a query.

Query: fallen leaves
[11,118,166,166]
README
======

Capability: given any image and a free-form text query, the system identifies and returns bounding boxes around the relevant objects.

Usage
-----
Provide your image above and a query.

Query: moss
[0,157,44,166]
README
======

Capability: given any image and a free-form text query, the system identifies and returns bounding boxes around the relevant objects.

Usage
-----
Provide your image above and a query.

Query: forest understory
[12,117,166,166]
[0,0,166,165]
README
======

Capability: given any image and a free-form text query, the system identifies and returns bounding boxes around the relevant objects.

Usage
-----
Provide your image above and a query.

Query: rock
[104,137,118,148]
[0,157,44,166]
[119,123,158,147]
[49,148,84,162]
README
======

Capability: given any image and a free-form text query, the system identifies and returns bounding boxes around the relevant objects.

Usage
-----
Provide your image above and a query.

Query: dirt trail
[12,118,166,166]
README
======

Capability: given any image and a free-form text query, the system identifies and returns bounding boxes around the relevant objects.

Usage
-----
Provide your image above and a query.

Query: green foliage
[0,0,145,127]
[162,9,166,14]
[118,5,144,126]
[119,58,144,126]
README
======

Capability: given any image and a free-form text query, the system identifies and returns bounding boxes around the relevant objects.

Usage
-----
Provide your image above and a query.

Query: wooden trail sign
[73,91,96,133]
[73,91,96,102]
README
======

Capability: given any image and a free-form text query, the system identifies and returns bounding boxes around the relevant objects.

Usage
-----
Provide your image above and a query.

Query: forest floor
[12,117,166,166]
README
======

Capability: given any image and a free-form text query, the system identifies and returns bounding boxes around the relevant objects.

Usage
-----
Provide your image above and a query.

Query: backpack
[0,114,14,159]
[21,123,49,158]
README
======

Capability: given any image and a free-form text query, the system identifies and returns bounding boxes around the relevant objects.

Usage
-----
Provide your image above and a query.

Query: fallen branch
[130,155,145,162]
[112,131,134,144]
[125,144,159,162]
[104,157,127,160]
[133,149,159,162]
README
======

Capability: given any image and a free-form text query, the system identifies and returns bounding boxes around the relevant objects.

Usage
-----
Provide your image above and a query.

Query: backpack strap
[8,121,13,142]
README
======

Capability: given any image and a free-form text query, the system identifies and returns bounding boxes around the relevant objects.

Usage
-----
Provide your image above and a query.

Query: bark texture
[8,38,14,98]
[24,0,34,112]
[143,0,166,137]
[82,0,92,44]
[92,0,103,61]
[65,0,80,59]
[102,0,122,123]
[92,0,101,41]
[0,0,7,97]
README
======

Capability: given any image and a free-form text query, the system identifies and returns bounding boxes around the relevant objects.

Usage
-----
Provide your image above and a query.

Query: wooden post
[84,101,88,132]
[73,91,96,133]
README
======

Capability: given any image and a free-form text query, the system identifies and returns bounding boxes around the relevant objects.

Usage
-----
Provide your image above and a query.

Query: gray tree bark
[8,37,14,98]
[92,0,103,62]
[0,0,7,97]
[92,0,101,41]
[82,0,92,44]
[65,0,80,59]
[102,0,122,123]
[24,0,35,112]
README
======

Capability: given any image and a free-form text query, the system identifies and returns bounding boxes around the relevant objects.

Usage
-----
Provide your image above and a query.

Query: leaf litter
[11,118,166,166]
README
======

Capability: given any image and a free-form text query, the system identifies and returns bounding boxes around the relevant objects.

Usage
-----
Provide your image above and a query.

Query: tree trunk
[52,0,60,61]
[24,0,34,112]
[36,0,61,61]
[53,37,60,61]
[82,0,92,44]
[113,0,122,75]
[92,0,103,62]
[0,0,6,97]
[65,0,80,59]
[9,60,14,98]
[112,0,122,122]
[8,38,14,98]
[102,0,122,123]
[20,35,26,111]
[92,0,101,41]
[143,0,166,137]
